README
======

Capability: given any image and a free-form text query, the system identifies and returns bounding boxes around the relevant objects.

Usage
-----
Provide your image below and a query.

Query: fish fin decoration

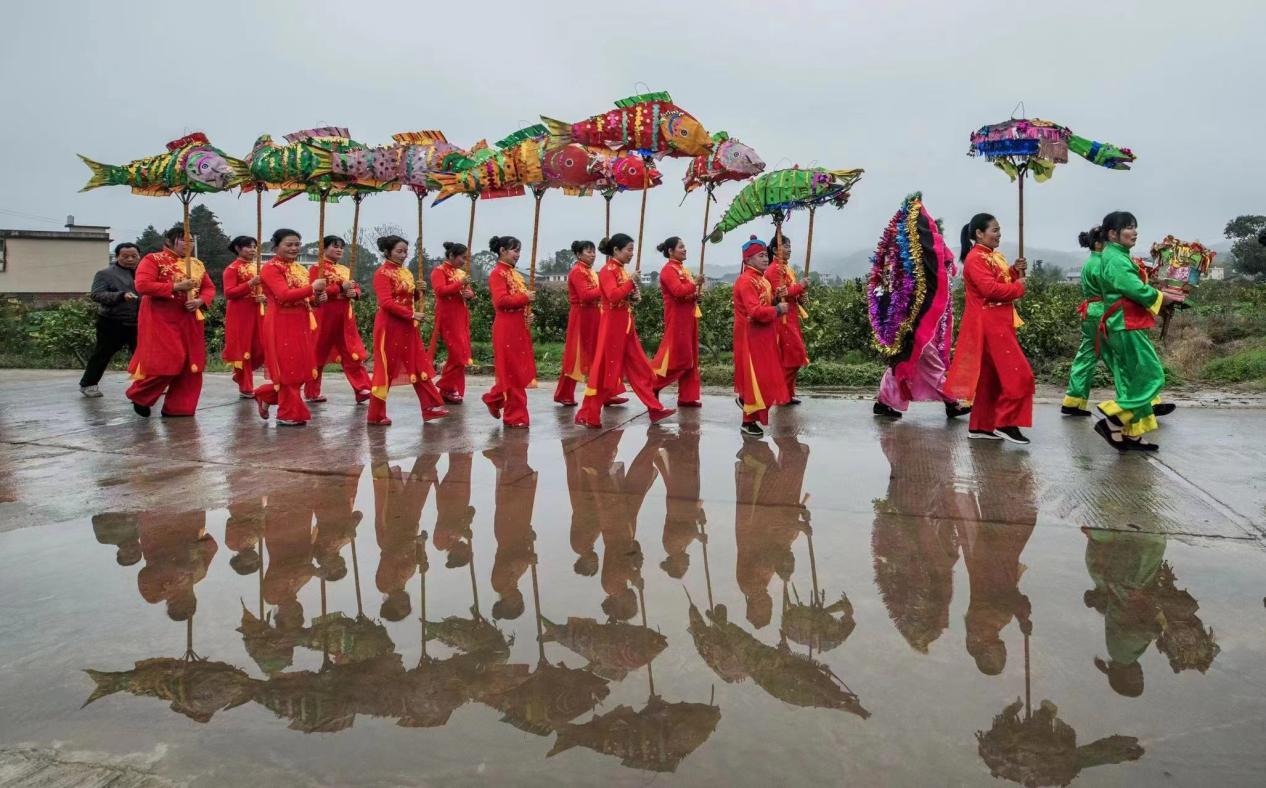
[501,715,554,736]
[545,726,578,757]
[613,91,672,107]
[1030,158,1057,182]
[81,669,123,706]
[992,159,1021,182]
[468,147,497,166]
[540,117,574,148]
[539,615,557,634]
[283,127,350,143]
[428,173,469,206]
[561,186,590,197]
[589,663,630,681]
[130,185,174,197]
[710,130,730,143]
[166,132,209,151]
[496,124,548,149]
[226,157,252,186]
[77,155,114,192]
[272,189,305,208]
[391,130,448,144]
[480,186,525,200]
[468,139,491,154]
[1068,134,1136,170]
[307,147,334,180]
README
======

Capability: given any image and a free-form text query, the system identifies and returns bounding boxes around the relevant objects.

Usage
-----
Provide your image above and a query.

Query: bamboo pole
[634,156,650,274]
[254,187,265,313]
[698,185,713,279]
[465,194,477,271]
[349,192,364,280]
[804,207,817,278]
[528,187,544,290]
[604,192,613,238]
[1017,162,1027,260]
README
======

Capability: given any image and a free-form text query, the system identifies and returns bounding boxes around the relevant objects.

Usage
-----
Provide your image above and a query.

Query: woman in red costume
[943,213,1034,444]
[430,241,476,403]
[304,236,371,404]
[764,233,809,404]
[255,228,325,426]
[126,227,216,418]
[554,239,602,406]
[367,235,449,426]
[575,233,676,428]
[221,235,266,399]
[733,236,789,438]
[650,236,702,407]
[481,235,537,427]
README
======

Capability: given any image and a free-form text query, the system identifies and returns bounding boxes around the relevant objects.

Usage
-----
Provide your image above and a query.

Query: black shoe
[945,402,972,419]
[1061,405,1092,417]
[1153,402,1176,417]
[997,426,1031,445]
[969,429,1002,440]
[740,422,764,438]
[735,396,745,410]
[873,402,902,419]
[787,397,803,406]
[132,402,151,418]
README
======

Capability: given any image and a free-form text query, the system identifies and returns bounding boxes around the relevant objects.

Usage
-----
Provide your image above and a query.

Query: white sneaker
[80,385,103,398]
[968,429,1003,440]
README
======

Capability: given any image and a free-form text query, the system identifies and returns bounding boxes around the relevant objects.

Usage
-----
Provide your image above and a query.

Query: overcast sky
[2,0,1259,271]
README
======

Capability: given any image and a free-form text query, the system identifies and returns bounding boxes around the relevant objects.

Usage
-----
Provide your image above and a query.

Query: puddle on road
[1,424,1264,786]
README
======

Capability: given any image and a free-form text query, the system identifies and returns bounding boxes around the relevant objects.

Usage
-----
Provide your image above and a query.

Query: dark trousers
[80,318,137,387]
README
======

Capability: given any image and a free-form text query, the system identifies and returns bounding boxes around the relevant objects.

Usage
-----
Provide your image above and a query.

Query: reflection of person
[305,236,371,404]
[263,486,317,630]
[432,451,475,569]
[734,438,809,628]
[312,468,363,582]
[136,510,217,621]
[943,213,1034,444]
[373,455,437,620]
[125,228,216,418]
[651,422,705,579]
[599,432,658,621]
[871,426,967,652]
[959,449,1037,675]
[563,434,602,577]
[92,511,141,566]
[80,242,141,397]
[485,432,537,620]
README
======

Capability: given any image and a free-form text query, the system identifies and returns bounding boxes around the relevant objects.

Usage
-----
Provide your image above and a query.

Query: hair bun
[749,234,758,240]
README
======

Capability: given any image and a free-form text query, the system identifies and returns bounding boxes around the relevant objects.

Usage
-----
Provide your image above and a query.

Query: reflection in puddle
[69,422,1242,784]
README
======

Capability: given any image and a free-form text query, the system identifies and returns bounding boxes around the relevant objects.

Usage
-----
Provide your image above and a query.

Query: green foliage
[25,299,99,362]
[1201,345,1266,383]
[134,225,165,254]
[1224,215,1266,279]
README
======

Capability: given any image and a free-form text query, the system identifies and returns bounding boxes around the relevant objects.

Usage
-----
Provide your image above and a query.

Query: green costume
[1062,251,1106,410]
[1088,242,1165,437]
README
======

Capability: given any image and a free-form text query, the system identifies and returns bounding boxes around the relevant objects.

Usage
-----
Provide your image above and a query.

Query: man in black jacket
[79,242,141,397]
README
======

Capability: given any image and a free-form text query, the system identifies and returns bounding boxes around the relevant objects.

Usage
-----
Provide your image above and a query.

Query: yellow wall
[0,237,110,294]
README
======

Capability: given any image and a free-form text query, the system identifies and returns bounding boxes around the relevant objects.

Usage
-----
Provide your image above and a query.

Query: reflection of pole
[634,155,651,274]
[803,494,819,606]
[804,207,816,278]
[419,531,428,660]
[465,195,477,270]
[698,185,713,279]
[700,522,714,611]
[1024,629,1031,720]
[351,536,363,618]
[185,616,194,660]
[257,549,265,620]
[529,553,545,664]
[468,544,481,616]
[638,583,655,698]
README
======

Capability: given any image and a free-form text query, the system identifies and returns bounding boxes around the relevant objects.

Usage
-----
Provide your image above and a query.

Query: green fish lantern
[79,132,248,195]
[707,167,863,243]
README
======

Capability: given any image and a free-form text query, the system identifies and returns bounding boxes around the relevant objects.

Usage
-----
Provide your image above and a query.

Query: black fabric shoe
[945,402,972,419]
[132,402,151,418]
[1153,402,1176,417]
[787,397,803,405]
[740,422,764,438]
[1061,405,1093,417]
[873,402,902,419]
[968,429,1002,440]
[997,426,1031,445]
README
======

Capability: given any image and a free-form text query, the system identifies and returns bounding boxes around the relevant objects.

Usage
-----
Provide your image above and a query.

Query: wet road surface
[1,371,1264,786]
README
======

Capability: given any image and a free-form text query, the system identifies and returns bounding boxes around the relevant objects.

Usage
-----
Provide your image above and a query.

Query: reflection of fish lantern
[541,91,714,158]
[683,133,766,193]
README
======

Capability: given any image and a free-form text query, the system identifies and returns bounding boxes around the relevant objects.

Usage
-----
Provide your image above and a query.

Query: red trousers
[785,368,799,399]
[368,379,444,422]
[577,349,664,425]
[127,371,203,416]
[743,407,771,427]
[968,333,1034,432]
[304,358,371,400]
[435,355,466,400]
[483,384,529,426]
[232,365,255,395]
[255,382,311,423]
[655,365,701,404]
[554,374,580,403]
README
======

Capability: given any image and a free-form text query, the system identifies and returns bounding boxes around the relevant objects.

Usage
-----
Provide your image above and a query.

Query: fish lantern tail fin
[1068,134,1136,170]
[428,173,466,206]
[78,155,115,192]
[540,117,574,148]
[546,725,580,758]
[81,669,123,706]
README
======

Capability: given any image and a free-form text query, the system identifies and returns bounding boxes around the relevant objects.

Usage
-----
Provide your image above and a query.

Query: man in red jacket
[126,228,216,418]
[732,236,790,438]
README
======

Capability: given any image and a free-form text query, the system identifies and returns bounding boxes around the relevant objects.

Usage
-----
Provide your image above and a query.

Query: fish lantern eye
[678,128,688,137]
